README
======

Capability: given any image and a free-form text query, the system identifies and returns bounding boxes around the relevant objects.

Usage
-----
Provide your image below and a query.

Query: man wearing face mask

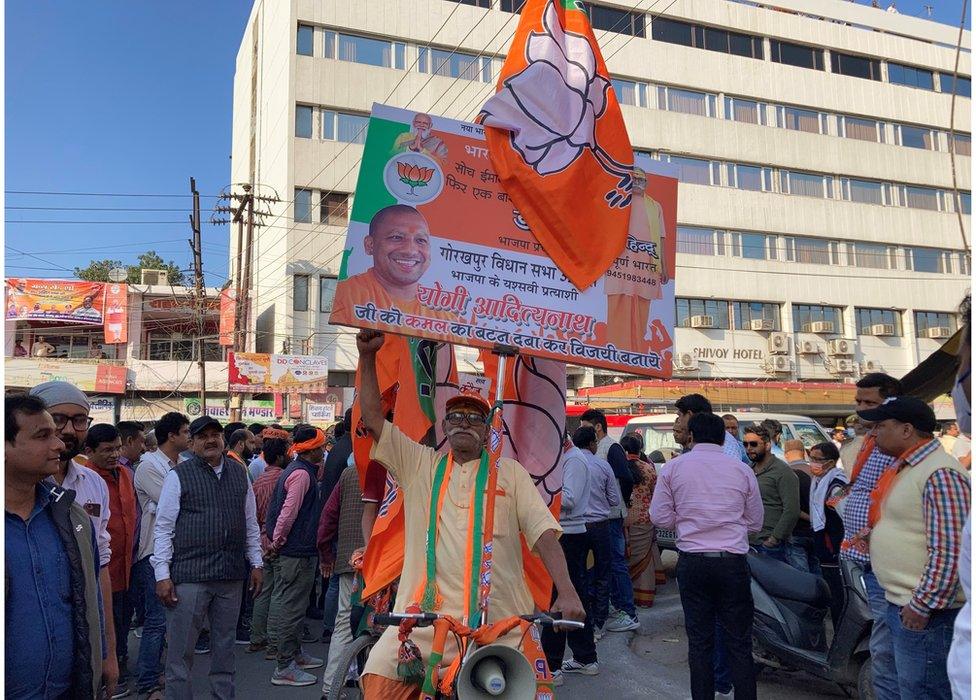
[354,329,584,699]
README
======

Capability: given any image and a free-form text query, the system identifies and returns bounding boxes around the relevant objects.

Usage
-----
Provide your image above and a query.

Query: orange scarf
[867,439,931,528]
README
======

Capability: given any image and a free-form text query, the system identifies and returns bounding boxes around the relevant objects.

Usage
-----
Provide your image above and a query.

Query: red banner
[95,365,127,394]
[6,278,107,325]
[219,288,236,346]
[103,283,128,344]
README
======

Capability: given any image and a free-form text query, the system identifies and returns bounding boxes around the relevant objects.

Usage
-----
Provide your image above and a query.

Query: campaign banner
[103,283,128,344]
[329,104,676,377]
[227,352,329,393]
[219,288,236,346]
[4,358,128,394]
[5,278,108,325]
[184,397,277,423]
[306,402,337,427]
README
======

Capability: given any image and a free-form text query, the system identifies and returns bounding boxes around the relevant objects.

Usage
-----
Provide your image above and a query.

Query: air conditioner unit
[767,331,790,355]
[803,321,836,334]
[764,356,790,374]
[140,269,169,286]
[751,319,775,332]
[827,339,854,356]
[926,326,951,339]
[674,352,700,371]
[870,324,896,337]
[689,315,716,329]
[798,340,820,355]
[862,359,884,373]
[829,358,855,374]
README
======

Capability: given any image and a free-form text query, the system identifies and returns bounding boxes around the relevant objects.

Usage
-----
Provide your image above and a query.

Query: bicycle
[326,582,397,700]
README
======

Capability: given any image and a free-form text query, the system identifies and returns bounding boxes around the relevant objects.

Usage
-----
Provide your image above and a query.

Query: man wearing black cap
[859,397,971,699]
[151,415,264,699]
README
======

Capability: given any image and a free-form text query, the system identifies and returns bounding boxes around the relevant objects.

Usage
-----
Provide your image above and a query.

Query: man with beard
[226,429,258,474]
[744,425,799,563]
[354,329,584,699]
[393,112,448,160]
[30,380,120,695]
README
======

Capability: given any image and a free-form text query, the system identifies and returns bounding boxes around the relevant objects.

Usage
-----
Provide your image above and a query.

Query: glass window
[652,17,696,47]
[320,193,349,226]
[777,105,824,134]
[728,164,763,192]
[676,226,720,255]
[888,62,935,90]
[732,301,781,330]
[782,170,829,198]
[853,242,891,269]
[322,109,335,140]
[897,124,936,150]
[447,0,491,6]
[676,298,730,328]
[856,308,902,336]
[612,78,641,107]
[959,253,971,275]
[728,30,763,59]
[903,186,942,211]
[319,276,337,313]
[297,24,314,57]
[725,97,762,124]
[425,47,485,81]
[394,42,406,70]
[914,311,956,336]
[293,274,309,312]
[792,304,841,332]
[481,57,492,83]
[951,133,971,156]
[658,86,713,117]
[770,40,824,71]
[587,3,645,37]
[831,51,881,81]
[324,30,336,58]
[336,112,368,144]
[417,46,428,73]
[736,233,769,260]
[666,155,713,185]
[500,0,526,12]
[295,105,313,139]
[790,237,832,265]
[336,33,392,68]
[909,247,947,273]
[959,192,972,215]
[844,178,885,205]
[840,115,882,142]
[294,189,311,223]
[940,72,972,98]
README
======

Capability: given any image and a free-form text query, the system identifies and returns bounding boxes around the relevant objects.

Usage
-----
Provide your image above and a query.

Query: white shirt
[47,458,112,566]
[134,449,180,562]
[151,457,263,581]
[949,517,971,700]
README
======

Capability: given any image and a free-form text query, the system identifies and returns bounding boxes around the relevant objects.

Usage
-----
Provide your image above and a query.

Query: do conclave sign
[329,104,677,377]
[227,352,329,393]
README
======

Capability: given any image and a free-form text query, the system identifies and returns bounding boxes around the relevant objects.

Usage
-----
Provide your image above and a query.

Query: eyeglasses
[50,413,94,431]
[742,440,762,448]
[446,411,488,426]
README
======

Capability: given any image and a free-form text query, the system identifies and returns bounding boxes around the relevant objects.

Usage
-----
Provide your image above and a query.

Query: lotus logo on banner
[479,0,634,290]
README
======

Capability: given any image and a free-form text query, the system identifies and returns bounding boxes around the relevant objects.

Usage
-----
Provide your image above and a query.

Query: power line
[5,190,221,198]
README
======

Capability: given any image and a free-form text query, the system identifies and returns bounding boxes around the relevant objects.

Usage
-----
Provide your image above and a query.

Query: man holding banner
[353,329,584,699]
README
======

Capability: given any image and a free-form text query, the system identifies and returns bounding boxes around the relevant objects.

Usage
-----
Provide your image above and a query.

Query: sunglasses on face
[742,440,763,448]
[51,414,94,431]
[446,411,488,426]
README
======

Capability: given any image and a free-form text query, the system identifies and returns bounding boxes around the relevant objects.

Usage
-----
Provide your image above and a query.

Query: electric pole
[189,176,207,410]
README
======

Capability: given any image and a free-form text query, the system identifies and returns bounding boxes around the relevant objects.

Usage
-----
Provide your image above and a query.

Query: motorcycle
[749,552,875,699]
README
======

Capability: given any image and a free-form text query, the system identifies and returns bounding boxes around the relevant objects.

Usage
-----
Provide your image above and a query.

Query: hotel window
[780,170,833,198]
[663,155,716,185]
[895,123,938,150]
[959,192,972,215]
[724,96,767,125]
[325,31,400,68]
[793,304,842,333]
[776,105,827,134]
[831,51,881,81]
[419,47,492,82]
[294,189,312,223]
[785,237,837,265]
[837,115,885,143]
[856,308,902,336]
[908,247,949,273]
[297,24,314,57]
[888,62,935,91]
[914,311,956,336]
[320,193,349,226]
[731,232,772,261]
[295,105,313,139]
[940,72,972,98]
[657,86,717,117]
[899,185,943,211]
[293,274,310,312]
[951,133,972,156]
[770,40,824,71]
[852,242,894,270]
[733,302,781,331]
[725,163,771,192]
[704,26,764,59]
[319,276,338,314]
[841,178,885,205]
[587,3,645,37]
[676,298,731,329]
[612,78,646,107]
[651,17,701,48]
[676,226,723,255]
[322,110,369,144]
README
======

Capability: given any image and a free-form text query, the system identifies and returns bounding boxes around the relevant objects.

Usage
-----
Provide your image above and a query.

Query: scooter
[749,553,875,699]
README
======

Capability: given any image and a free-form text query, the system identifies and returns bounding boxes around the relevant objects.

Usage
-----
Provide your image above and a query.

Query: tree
[75,250,187,286]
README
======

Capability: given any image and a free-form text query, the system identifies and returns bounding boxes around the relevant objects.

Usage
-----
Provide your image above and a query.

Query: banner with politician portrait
[330,103,677,377]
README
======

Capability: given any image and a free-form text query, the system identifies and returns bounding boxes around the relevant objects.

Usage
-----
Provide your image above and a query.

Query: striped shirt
[840,445,896,565]
[904,440,971,616]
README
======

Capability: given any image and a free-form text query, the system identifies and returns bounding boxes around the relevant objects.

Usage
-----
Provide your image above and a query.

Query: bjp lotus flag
[478,0,634,290]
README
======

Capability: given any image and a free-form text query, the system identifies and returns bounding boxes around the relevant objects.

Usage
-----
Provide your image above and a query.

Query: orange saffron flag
[478,0,634,290]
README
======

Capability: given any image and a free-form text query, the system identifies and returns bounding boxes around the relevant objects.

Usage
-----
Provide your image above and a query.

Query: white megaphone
[456,643,538,699]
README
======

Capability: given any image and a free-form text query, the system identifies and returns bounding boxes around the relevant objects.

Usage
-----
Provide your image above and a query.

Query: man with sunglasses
[353,329,584,700]
[744,425,799,563]
[31,379,120,697]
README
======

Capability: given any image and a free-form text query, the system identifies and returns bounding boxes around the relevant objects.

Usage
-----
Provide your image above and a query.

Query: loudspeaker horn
[456,643,538,699]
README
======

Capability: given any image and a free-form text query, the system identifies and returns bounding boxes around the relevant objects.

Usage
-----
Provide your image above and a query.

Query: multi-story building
[230,0,971,395]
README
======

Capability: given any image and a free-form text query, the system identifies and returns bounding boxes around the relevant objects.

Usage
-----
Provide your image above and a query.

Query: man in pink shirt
[650,412,764,700]
[263,426,328,686]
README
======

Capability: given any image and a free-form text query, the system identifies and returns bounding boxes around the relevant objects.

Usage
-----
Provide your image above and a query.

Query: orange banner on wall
[6,278,108,325]
[103,283,128,344]
[219,288,236,346]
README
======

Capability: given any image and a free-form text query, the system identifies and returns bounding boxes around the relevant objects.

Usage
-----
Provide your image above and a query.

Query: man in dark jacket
[264,426,329,686]
[6,393,106,699]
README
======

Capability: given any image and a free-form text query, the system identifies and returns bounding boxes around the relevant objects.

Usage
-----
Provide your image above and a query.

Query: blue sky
[4,1,969,284]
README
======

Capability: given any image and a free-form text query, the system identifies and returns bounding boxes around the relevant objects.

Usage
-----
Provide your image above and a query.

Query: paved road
[123,575,846,698]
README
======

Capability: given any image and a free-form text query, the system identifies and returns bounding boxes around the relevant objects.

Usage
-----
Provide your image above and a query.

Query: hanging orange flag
[478,0,634,290]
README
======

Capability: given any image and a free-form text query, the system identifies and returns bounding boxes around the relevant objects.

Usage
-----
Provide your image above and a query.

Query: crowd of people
[5,302,971,700]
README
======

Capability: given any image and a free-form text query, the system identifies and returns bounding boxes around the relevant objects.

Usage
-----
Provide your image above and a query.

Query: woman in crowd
[809,441,848,626]
[620,434,664,607]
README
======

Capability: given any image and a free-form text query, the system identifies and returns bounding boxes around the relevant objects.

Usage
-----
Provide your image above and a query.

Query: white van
[624,411,833,461]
